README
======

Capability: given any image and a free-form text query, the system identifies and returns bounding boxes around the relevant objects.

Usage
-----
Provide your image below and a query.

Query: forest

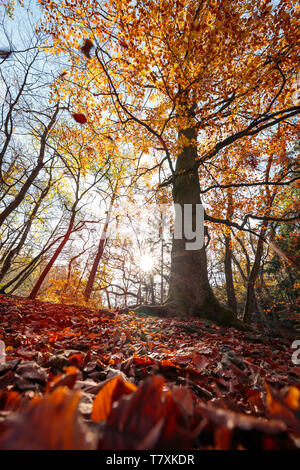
[0,0,299,452]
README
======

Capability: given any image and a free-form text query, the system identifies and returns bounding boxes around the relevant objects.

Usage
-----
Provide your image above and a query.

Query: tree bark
[0,105,59,228]
[28,210,76,300]
[83,195,114,301]
[0,183,51,283]
[224,233,238,313]
[167,125,214,314]
[243,224,268,324]
[164,122,249,329]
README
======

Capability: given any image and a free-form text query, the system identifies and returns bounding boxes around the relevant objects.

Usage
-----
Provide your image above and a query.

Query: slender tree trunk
[0,105,59,227]
[150,274,155,304]
[0,184,51,282]
[224,233,238,313]
[0,165,43,227]
[83,196,114,301]
[83,232,106,301]
[106,290,111,310]
[243,154,274,325]
[137,280,142,305]
[223,190,237,313]
[28,211,76,300]
[160,236,164,303]
[0,56,35,183]
[0,223,64,294]
[243,224,268,324]
[8,261,43,295]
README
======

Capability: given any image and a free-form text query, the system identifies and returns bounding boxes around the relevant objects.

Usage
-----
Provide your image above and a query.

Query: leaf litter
[0,294,299,450]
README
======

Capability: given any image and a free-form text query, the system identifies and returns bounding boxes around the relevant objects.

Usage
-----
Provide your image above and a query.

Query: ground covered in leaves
[0,293,299,450]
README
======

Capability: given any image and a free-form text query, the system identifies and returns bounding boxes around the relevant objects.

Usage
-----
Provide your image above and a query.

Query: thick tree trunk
[155,124,250,329]
[167,125,214,315]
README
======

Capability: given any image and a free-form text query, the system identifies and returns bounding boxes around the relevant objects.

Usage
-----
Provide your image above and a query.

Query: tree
[224,191,238,314]
[38,0,299,326]
[0,165,55,283]
[28,123,109,300]
[83,159,126,302]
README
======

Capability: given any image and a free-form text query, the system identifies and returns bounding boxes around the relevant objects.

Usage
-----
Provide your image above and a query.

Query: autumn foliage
[0,294,300,450]
[0,0,299,452]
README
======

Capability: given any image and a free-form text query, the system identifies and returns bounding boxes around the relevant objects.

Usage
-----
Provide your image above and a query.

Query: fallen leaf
[0,386,95,450]
[91,375,137,422]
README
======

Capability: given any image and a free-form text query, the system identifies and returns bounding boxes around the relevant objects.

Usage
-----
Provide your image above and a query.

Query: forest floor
[0,293,299,450]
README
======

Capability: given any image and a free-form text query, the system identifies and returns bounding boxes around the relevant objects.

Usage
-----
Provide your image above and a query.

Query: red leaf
[80,39,93,59]
[192,354,209,370]
[98,375,193,450]
[46,366,79,392]
[72,113,87,124]
[196,401,287,434]
[0,391,21,411]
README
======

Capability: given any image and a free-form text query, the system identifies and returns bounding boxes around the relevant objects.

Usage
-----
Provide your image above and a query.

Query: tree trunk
[243,154,274,326]
[243,224,268,324]
[165,124,248,328]
[160,209,164,303]
[28,211,76,300]
[135,113,251,330]
[0,105,59,228]
[83,196,114,301]
[168,125,211,313]
[0,184,51,283]
[224,233,237,313]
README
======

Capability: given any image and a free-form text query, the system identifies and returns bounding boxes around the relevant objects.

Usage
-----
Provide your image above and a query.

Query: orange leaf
[46,366,79,392]
[284,386,300,410]
[161,359,178,368]
[0,387,95,450]
[0,391,21,411]
[91,375,137,422]
[68,353,84,368]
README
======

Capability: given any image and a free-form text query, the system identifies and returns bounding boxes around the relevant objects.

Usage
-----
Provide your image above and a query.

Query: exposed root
[133,302,255,332]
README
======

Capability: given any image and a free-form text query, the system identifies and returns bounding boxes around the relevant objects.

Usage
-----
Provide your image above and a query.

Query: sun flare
[139,255,154,272]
